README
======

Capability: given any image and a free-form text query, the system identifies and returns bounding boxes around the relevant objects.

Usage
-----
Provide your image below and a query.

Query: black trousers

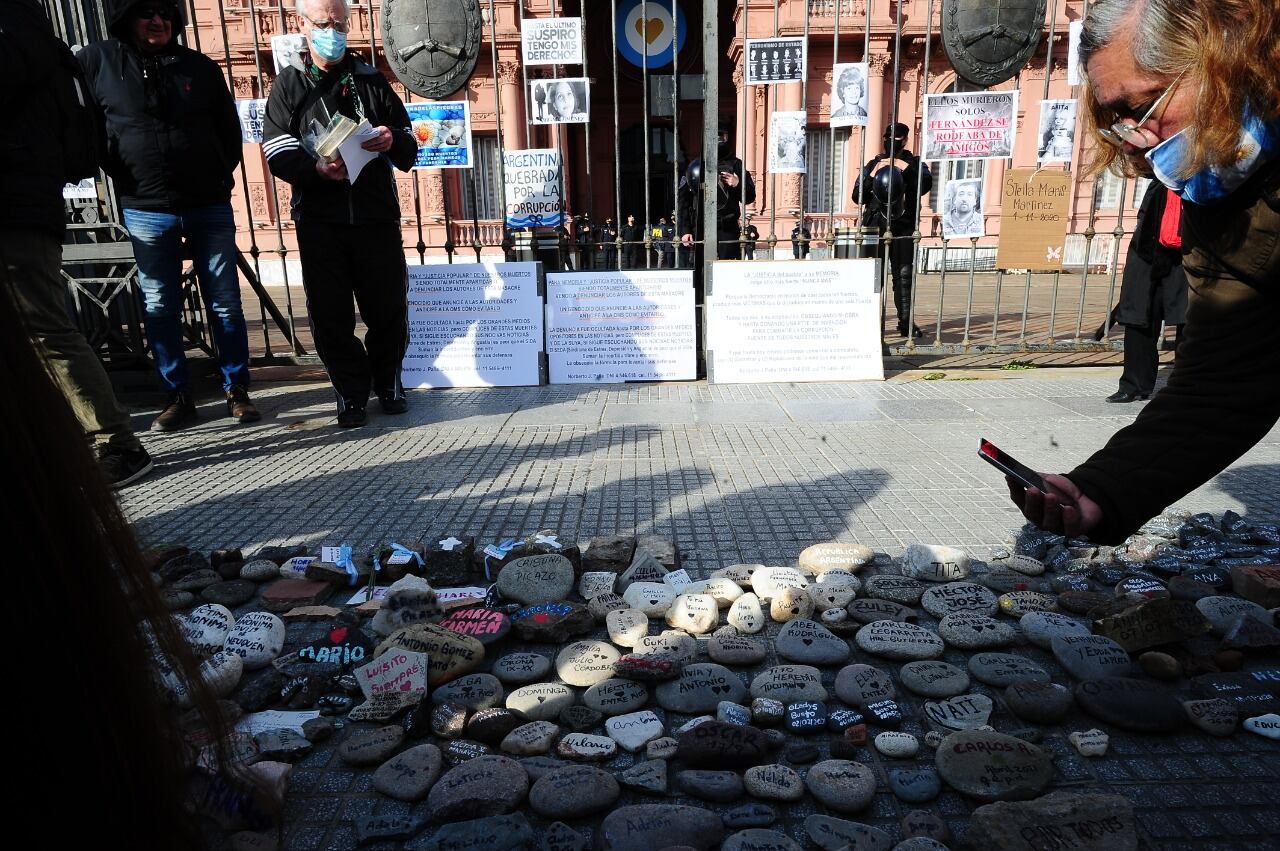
[1118,322,1183,396]
[297,220,408,404]
[881,232,916,328]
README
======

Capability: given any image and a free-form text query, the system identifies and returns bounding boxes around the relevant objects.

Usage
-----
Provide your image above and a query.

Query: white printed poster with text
[403,263,544,388]
[546,270,696,384]
[521,17,583,65]
[504,148,563,228]
[922,91,1019,161]
[707,260,883,384]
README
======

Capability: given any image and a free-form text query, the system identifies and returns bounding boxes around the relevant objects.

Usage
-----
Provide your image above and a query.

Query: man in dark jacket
[597,217,619,270]
[263,0,417,427]
[0,0,153,487]
[1106,186,1187,403]
[621,214,642,270]
[678,119,757,273]
[78,0,260,431]
[852,123,932,338]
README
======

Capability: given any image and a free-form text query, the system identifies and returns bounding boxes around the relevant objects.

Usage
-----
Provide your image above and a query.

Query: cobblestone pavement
[119,369,1280,850]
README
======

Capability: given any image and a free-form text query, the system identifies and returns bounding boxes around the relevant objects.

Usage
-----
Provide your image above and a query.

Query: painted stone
[899,661,970,698]
[968,791,1138,851]
[728,593,767,633]
[934,730,1052,802]
[437,607,510,647]
[622,582,677,617]
[491,652,551,685]
[774,618,851,665]
[804,760,877,814]
[425,754,529,823]
[496,554,575,605]
[657,663,749,713]
[855,621,945,661]
[555,639,621,687]
[751,665,828,703]
[902,544,970,582]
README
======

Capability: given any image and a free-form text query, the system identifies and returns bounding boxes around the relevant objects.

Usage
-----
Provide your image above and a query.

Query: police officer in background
[678,118,756,294]
[575,214,594,271]
[853,122,932,338]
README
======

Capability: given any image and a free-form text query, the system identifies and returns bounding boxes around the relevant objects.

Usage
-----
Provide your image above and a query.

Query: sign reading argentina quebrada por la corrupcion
[521,17,583,65]
[545,270,696,384]
[707,260,883,384]
[403,263,544,388]
[922,91,1019,161]
[504,149,562,228]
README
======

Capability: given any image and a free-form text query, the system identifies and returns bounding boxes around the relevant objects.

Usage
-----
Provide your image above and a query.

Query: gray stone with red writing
[599,804,724,851]
[968,790,1139,851]
[935,729,1052,802]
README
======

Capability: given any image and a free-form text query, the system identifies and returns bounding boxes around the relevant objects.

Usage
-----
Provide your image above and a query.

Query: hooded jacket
[262,52,415,225]
[0,0,74,234]
[76,0,242,210]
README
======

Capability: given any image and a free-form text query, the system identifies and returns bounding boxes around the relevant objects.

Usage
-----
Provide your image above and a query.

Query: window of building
[806,127,848,213]
[1093,167,1124,209]
[461,135,504,220]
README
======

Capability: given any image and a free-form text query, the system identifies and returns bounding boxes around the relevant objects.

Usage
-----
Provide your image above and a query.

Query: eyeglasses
[133,4,176,21]
[304,15,351,33]
[1098,71,1186,149]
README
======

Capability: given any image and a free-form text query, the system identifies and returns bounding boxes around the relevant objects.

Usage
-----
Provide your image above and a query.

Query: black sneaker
[98,445,155,489]
[151,391,198,432]
[377,389,408,415]
[336,399,367,428]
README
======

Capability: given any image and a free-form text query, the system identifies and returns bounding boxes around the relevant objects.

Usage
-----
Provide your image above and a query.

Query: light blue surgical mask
[309,27,347,63]
[1145,110,1280,205]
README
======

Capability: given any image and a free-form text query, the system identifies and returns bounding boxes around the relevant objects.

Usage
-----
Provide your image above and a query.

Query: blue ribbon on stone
[483,538,519,581]
[390,543,424,567]
[336,545,358,586]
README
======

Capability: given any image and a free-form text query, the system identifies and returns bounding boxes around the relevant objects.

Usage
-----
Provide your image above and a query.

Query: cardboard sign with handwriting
[996,169,1072,271]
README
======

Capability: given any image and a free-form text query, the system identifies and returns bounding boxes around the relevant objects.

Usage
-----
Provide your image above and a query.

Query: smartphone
[978,439,1047,493]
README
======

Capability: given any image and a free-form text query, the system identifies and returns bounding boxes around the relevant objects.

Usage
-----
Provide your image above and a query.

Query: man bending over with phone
[1009,0,1280,544]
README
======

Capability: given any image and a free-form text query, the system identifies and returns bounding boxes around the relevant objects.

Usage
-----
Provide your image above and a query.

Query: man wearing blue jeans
[79,0,259,431]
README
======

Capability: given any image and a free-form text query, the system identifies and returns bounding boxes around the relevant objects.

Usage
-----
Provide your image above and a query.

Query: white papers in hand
[339,120,381,183]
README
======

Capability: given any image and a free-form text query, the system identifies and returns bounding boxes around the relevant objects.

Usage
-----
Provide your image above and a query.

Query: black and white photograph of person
[769,112,807,173]
[530,78,590,125]
[270,33,306,74]
[745,37,807,85]
[941,177,986,240]
[1037,99,1078,165]
[830,63,869,127]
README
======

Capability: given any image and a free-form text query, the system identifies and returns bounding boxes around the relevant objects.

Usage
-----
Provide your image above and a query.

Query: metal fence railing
[47,0,1163,363]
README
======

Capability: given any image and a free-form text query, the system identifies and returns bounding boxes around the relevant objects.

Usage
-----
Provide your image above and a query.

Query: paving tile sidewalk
[117,368,1280,850]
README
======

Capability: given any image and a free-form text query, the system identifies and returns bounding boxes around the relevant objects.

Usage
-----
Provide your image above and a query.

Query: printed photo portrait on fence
[829,63,869,127]
[745,37,807,85]
[769,112,807,174]
[941,176,986,240]
[521,17,583,66]
[922,91,1018,161]
[1037,99,1077,165]
[530,78,590,125]
[406,101,473,169]
[271,33,306,74]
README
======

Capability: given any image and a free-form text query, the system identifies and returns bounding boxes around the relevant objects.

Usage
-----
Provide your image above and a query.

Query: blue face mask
[309,27,347,63]
[1145,110,1280,205]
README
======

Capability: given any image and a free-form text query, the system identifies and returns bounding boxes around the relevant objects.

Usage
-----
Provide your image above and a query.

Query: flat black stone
[1074,677,1184,733]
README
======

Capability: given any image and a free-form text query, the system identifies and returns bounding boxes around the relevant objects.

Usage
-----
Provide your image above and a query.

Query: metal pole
[641,1,652,268]
[854,0,871,255]
[671,0,680,260]
[702,0,719,282]
[885,0,904,339]
[825,1,842,250]
[1072,0,1095,346]
[906,0,937,352]
[582,1,596,227]
[610,0,624,269]
[487,0,508,254]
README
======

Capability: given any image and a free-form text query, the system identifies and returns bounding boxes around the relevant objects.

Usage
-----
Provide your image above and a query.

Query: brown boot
[151,391,198,432]
[226,385,261,423]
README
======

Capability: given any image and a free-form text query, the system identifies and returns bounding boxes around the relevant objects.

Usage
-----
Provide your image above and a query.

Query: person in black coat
[79,0,260,431]
[621,214,643,269]
[1107,185,1187,402]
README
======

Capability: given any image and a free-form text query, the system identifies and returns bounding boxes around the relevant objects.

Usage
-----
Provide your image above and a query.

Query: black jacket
[1116,185,1187,328]
[0,0,73,234]
[263,53,415,225]
[677,155,755,237]
[77,2,242,211]
[853,149,932,236]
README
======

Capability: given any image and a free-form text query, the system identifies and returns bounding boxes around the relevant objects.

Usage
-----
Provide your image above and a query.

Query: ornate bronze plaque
[383,0,482,99]
[941,0,1047,87]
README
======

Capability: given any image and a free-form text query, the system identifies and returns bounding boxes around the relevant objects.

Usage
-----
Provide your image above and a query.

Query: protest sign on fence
[707,260,882,384]
[995,169,1072,271]
[545,270,696,384]
[404,263,544,388]
[405,101,473,169]
[236,99,267,144]
[745,37,807,84]
[922,91,1019,161]
[504,149,563,228]
[522,17,583,65]
[1036,99,1077,165]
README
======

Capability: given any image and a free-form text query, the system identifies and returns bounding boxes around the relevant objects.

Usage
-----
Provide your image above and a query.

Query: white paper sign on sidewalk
[404,262,544,388]
[707,259,883,384]
[545,270,696,384]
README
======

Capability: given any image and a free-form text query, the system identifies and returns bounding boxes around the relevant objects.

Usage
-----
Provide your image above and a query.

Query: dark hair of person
[0,272,229,848]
